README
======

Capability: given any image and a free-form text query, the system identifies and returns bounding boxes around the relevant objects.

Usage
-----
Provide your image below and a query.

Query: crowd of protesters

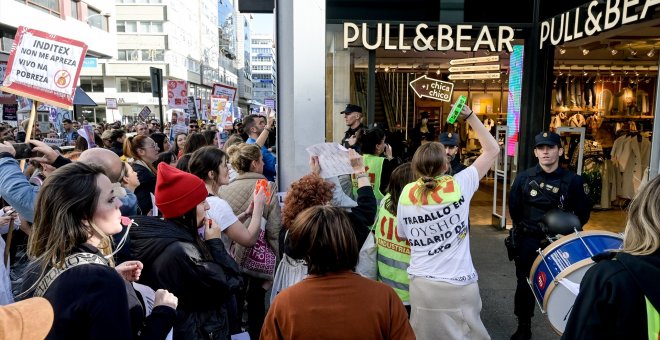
[1,99,657,340]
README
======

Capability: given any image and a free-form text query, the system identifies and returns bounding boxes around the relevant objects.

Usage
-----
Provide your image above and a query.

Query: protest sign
[138,106,151,121]
[210,95,228,123]
[78,124,96,148]
[211,83,237,102]
[0,26,88,110]
[42,138,64,147]
[2,104,18,121]
[167,80,188,109]
[185,95,197,120]
[0,61,16,105]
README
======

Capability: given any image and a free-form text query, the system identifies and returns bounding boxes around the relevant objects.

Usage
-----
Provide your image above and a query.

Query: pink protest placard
[0,26,88,110]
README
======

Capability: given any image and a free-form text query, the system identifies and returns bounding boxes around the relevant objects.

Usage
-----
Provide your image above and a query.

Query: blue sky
[251,13,274,35]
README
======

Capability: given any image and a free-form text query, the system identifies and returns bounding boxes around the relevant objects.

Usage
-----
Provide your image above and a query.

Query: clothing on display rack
[583,78,596,107]
[611,132,651,199]
[568,113,586,127]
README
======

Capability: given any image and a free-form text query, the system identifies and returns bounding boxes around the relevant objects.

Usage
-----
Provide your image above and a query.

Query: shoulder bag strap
[34,253,108,297]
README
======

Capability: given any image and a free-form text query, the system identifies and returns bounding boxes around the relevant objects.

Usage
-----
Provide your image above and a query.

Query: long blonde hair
[622,175,660,255]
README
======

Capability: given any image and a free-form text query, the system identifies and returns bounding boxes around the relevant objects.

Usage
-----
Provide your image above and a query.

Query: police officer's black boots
[510,318,532,340]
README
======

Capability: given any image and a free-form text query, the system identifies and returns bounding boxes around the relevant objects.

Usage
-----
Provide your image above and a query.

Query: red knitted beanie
[155,163,208,218]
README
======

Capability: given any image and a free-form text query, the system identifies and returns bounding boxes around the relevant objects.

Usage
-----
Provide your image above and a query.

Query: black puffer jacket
[129,216,242,340]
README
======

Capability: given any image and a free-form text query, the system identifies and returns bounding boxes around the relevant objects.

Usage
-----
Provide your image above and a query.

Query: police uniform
[439,132,466,175]
[508,132,593,339]
[340,104,364,153]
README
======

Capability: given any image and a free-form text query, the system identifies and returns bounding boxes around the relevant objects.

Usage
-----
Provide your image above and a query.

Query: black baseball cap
[534,131,561,147]
[340,104,362,114]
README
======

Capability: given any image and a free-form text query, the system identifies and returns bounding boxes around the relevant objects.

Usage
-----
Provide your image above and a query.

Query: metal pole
[649,53,660,178]
[158,72,164,132]
[405,72,409,140]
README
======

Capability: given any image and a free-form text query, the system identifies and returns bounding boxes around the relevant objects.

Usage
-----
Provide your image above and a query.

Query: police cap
[439,132,459,146]
[534,131,561,147]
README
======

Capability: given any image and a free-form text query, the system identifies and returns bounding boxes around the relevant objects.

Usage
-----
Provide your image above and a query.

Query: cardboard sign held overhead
[0,26,88,110]
[212,83,237,102]
[167,80,188,109]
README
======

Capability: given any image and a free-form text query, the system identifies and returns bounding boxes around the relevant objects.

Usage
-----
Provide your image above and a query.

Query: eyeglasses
[141,143,158,150]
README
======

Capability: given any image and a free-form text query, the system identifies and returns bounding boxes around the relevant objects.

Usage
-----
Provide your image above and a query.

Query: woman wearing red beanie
[129,163,243,339]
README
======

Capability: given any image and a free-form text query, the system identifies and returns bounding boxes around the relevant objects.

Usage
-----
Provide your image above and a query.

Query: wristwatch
[355,172,369,179]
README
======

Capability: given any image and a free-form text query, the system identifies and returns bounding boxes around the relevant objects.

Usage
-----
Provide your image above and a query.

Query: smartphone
[12,143,39,159]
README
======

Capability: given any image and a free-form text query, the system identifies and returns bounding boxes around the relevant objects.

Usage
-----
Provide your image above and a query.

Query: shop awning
[73,87,97,106]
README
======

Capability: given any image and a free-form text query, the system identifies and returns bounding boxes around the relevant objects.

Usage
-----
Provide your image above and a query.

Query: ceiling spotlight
[647,49,655,58]
[402,50,407,53]
[583,71,588,76]
[581,47,590,55]
[609,46,618,55]
[559,46,566,54]
[558,71,563,76]
[436,69,440,75]
[629,44,637,56]
[384,66,389,72]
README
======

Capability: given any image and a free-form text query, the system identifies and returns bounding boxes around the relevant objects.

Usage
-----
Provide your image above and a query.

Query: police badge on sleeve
[583,183,590,195]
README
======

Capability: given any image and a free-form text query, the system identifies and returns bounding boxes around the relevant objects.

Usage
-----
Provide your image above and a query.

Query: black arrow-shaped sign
[409,75,454,102]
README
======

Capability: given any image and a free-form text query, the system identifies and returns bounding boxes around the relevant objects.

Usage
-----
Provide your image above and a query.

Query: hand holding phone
[10,142,40,160]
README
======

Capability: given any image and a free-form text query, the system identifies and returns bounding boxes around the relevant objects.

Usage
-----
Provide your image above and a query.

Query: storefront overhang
[73,87,97,107]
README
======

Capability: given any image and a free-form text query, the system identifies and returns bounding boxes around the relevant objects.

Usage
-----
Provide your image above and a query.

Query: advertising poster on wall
[167,80,188,109]
[0,26,88,110]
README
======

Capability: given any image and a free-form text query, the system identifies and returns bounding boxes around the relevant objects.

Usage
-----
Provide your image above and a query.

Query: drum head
[529,230,622,283]
[544,259,593,335]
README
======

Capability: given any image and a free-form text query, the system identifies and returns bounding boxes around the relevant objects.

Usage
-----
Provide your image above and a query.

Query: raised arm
[460,104,500,179]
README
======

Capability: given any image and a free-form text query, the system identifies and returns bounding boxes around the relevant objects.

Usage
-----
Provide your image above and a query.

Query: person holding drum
[396,102,499,339]
[507,131,593,340]
[562,175,660,340]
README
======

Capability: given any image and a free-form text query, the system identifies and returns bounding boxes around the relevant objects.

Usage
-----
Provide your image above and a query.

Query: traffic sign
[409,75,454,102]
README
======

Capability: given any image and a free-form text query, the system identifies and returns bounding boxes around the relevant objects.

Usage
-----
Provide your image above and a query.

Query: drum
[528,231,623,334]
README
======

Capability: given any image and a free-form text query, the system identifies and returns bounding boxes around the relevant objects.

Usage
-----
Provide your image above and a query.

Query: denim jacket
[0,157,39,223]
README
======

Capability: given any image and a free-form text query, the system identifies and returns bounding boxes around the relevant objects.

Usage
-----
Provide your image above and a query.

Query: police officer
[340,104,365,153]
[439,132,466,175]
[508,131,592,340]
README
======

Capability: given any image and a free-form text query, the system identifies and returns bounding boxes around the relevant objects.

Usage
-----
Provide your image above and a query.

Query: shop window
[79,77,104,92]
[118,77,152,93]
[16,0,60,17]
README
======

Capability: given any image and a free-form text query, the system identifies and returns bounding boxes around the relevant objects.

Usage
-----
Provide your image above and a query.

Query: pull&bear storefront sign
[540,0,660,48]
[344,23,515,52]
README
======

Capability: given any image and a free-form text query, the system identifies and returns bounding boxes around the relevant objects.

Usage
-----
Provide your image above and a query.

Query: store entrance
[549,19,660,233]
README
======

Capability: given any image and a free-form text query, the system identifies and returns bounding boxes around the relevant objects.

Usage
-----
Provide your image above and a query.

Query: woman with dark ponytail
[396,101,499,339]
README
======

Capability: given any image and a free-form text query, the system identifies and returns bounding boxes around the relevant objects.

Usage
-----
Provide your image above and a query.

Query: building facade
[79,0,221,123]
[251,34,276,109]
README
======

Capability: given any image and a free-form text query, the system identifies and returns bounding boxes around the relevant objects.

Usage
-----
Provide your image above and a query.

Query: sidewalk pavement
[471,225,560,340]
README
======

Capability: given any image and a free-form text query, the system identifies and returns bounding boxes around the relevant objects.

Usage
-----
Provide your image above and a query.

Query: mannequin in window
[411,111,434,153]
